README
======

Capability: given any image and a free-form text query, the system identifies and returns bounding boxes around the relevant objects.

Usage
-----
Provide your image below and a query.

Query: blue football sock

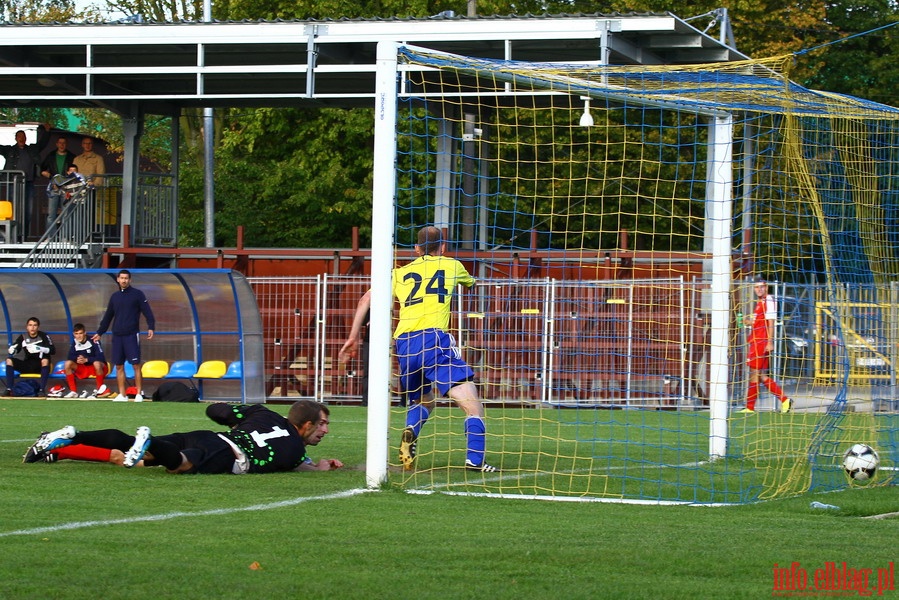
[40,365,50,391]
[464,416,486,466]
[5,369,13,392]
[406,403,430,438]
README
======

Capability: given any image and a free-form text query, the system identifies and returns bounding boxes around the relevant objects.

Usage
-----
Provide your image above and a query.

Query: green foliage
[800,0,899,106]
[0,107,67,127]
[1,0,78,21]
[176,107,375,247]
[13,0,899,249]
[102,0,204,21]
[72,109,173,170]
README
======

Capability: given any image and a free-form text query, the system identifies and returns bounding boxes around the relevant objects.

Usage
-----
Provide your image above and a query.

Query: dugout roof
[0,12,747,114]
[0,269,263,403]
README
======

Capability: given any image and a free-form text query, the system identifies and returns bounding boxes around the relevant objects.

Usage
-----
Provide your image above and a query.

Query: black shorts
[9,357,43,375]
[110,333,141,366]
[153,430,237,474]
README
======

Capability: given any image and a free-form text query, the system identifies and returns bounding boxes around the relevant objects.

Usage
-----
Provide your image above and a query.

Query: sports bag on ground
[12,380,42,397]
[152,381,199,402]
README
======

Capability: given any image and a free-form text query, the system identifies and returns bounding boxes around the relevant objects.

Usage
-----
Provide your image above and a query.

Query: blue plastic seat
[222,361,242,379]
[165,360,198,379]
[0,363,16,377]
[50,360,67,378]
[110,363,136,379]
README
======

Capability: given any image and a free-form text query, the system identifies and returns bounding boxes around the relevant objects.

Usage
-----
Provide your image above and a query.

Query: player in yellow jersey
[393,226,497,472]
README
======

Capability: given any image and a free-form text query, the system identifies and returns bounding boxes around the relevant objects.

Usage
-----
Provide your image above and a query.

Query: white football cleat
[123,426,151,468]
[24,425,77,462]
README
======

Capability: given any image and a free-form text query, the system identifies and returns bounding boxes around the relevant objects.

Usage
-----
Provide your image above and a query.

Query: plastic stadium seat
[165,360,198,379]
[50,360,67,378]
[110,363,136,379]
[193,360,227,379]
[0,200,13,243]
[221,361,242,379]
[141,360,170,379]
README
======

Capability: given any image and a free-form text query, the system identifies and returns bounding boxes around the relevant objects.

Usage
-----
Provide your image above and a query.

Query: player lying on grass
[23,400,343,473]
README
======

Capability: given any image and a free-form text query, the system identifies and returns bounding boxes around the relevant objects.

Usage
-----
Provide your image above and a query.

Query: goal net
[366,43,899,503]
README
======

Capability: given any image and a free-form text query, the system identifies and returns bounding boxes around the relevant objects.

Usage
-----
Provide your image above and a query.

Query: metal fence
[21,177,104,268]
[250,275,714,407]
[250,277,899,408]
[90,174,176,247]
[0,171,175,251]
[249,275,372,401]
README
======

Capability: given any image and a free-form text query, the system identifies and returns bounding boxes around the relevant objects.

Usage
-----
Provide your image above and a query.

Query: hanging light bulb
[579,96,594,127]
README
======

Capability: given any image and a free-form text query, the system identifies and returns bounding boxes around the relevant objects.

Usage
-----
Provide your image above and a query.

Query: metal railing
[3,171,176,266]
[249,277,899,409]
[20,176,103,268]
[0,170,25,243]
[249,275,713,407]
[104,173,177,246]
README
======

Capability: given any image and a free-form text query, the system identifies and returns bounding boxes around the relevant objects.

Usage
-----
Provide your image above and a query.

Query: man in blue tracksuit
[93,269,155,402]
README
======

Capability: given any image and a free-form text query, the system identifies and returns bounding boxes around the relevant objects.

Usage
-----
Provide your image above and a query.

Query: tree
[60,0,899,249]
[176,107,375,247]
[798,0,899,106]
[1,0,79,21]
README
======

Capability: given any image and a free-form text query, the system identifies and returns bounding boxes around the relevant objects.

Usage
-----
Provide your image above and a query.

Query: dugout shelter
[0,269,263,403]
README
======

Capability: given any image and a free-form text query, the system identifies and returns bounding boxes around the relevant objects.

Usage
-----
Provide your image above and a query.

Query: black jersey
[9,331,55,360]
[211,404,307,474]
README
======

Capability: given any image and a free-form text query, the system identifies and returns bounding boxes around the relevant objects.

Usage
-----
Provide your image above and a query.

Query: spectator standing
[93,269,155,403]
[6,316,55,395]
[44,165,85,229]
[0,123,51,241]
[40,136,77,181]
[72,136,106,185]
[40,136,77,234]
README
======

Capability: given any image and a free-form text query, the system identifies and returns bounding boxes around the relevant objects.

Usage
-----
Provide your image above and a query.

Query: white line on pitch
[0,488,373,538]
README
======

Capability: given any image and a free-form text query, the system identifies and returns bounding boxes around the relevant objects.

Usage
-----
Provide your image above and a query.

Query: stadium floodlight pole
[366,40,400,488]
[706,113,734,460]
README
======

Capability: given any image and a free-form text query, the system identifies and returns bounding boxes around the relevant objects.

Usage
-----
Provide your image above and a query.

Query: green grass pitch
[0,399,895,599]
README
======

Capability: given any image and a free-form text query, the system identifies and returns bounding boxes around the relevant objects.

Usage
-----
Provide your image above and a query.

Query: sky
[75,0,128,21]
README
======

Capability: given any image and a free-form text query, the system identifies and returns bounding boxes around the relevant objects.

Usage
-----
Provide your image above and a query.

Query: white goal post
[364,41,736,487]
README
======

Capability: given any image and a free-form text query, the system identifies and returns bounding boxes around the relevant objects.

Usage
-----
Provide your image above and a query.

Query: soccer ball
[842,443,879,483]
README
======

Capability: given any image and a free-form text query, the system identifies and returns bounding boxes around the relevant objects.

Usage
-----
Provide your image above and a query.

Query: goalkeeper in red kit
[739,277,792,414]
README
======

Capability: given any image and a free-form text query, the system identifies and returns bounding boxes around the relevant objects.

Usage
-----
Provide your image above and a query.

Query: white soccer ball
[842,443,879,483]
